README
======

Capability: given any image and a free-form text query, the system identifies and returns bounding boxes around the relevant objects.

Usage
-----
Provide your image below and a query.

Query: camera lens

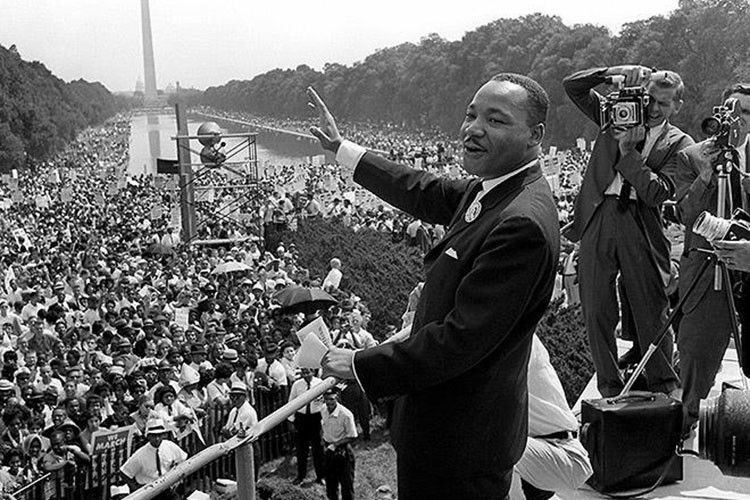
[702,117,721,136]
[699,386,750,477]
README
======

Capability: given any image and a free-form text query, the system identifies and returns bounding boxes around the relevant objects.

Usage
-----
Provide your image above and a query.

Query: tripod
[619,151,747,396]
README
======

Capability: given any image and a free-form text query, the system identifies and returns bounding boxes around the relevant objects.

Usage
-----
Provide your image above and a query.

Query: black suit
[563,67,693,396]
[350,152,560,500]
[674,140,750,428]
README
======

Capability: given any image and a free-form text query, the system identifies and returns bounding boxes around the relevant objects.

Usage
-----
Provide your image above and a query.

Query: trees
[0,44,124,173]
[200,1,750,148]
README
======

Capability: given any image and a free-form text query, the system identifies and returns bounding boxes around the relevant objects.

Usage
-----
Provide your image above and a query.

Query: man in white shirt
[222,381,258,438]
[288,368,325,484]
[255,345,288,388]
[321,388,357,500]
[120,419,187,500]
[322,258,343,292]
[515,335,592,499]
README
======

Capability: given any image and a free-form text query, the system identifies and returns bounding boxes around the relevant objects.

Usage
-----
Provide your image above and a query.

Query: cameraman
[563,66,693,398]
[675,82,750,435]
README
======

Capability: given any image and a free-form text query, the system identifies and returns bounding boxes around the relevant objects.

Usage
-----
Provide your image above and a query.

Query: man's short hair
[722,83,750,102]
[649,70,685,101]
[490,73,549,127]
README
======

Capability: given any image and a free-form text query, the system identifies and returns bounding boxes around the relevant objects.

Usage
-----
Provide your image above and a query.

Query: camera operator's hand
[696,139,721,182]
[612,125,646,156]
[713,240,750,272]
[607,65,652,87]
[307,87,343,154]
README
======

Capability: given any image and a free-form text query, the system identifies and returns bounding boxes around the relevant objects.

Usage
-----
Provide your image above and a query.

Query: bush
[535,298,593,406]
[284,219,592,402]
[281,218,423,339]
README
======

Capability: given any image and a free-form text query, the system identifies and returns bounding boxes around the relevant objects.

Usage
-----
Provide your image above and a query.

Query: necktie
[617,134,646,210]
[155,447,162,476]
[305,380,311,414]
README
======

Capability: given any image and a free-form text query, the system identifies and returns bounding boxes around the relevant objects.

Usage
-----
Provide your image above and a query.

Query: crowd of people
[0,94,598,498]
[0,113,387,498]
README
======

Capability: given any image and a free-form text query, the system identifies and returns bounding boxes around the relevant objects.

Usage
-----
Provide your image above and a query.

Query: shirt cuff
[351,350,367,397]
[336,140,366,172]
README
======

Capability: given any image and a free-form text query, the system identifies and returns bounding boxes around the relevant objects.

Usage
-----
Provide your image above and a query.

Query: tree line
[201,0,750,147]
[0,44,127,172]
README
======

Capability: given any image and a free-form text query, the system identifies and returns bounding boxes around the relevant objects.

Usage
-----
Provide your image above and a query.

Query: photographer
[675,82,750,436]
[563,66,693,398]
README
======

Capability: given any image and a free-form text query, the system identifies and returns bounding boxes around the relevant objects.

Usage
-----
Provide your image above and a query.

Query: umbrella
[273,286,337,314]
[211,260,251,275]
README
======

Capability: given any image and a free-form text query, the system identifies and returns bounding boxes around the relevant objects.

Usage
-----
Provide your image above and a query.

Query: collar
[739,133,749,151]
[648,120,666,138]
[326,403,341,417]
[480,159,539,195]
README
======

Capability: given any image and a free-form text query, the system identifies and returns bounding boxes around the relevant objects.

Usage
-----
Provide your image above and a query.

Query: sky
[0,0,680,93]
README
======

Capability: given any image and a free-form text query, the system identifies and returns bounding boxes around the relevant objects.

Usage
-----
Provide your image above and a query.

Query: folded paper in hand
[295,316,333,349]
[295,317,333,368]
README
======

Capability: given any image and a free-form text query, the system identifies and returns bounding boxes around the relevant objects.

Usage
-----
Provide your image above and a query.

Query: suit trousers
[397,456,512,500]
[579,198,679,397]
[678,277,732,430]
[325,445,355,500]
[294,412,324,481]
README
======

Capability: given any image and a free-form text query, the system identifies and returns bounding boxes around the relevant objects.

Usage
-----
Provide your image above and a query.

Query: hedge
[282,218,593,405]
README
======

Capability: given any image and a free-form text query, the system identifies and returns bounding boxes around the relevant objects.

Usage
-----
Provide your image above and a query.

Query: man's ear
[528,123,545,147]
[673,99,684,115]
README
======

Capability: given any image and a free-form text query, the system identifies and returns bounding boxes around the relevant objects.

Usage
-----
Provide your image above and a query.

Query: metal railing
[11,386,297,500]
[124,377,337,500]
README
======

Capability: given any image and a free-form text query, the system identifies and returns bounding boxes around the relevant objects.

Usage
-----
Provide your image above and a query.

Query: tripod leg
[620,254,715,396]
[720,264,749,386]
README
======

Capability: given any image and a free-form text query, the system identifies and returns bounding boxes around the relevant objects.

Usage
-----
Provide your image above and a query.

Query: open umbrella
[273,286,337,314]
[211,260,252,275]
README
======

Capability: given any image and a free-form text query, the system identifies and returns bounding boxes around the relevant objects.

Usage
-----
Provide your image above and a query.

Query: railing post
[235,441,255,500]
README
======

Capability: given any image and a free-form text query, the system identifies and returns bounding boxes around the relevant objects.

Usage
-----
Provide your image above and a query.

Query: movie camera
[693,208,750,243]
[599,74,650,130]
[701,97,744,150]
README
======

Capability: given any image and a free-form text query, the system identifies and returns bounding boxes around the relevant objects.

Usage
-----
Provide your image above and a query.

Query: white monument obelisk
[140,0,158,106]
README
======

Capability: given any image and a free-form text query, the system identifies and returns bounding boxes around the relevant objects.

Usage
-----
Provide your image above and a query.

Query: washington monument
[140,0,158,105]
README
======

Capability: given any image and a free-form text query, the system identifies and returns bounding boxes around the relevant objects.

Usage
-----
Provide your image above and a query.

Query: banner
[175,307,190,329]
[60,187,74,204]
[91,425,134,456]
[34,195,49,209]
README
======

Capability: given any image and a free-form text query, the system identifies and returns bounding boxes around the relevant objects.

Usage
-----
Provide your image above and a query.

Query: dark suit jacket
[562,67,694,285]
[675,140,750,313]
[351,152,560,484]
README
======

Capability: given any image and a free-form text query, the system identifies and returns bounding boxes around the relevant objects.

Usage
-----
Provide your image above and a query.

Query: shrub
[284,219,592,403]
[281,218,423,339]
[535,298,593,406]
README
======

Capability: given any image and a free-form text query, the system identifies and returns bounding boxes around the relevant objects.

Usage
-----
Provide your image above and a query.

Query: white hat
[110,485,130,496]
[145,419,168,435]
[229,381,248,395]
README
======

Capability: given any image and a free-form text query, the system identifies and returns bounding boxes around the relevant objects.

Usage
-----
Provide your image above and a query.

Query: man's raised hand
[307,87,343,153]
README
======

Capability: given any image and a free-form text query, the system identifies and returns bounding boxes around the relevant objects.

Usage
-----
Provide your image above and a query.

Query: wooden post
[235,441,255,500]
[175,102,196,242]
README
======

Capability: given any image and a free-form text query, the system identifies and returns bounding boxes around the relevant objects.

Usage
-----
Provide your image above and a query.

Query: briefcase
[580,391,683,493]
